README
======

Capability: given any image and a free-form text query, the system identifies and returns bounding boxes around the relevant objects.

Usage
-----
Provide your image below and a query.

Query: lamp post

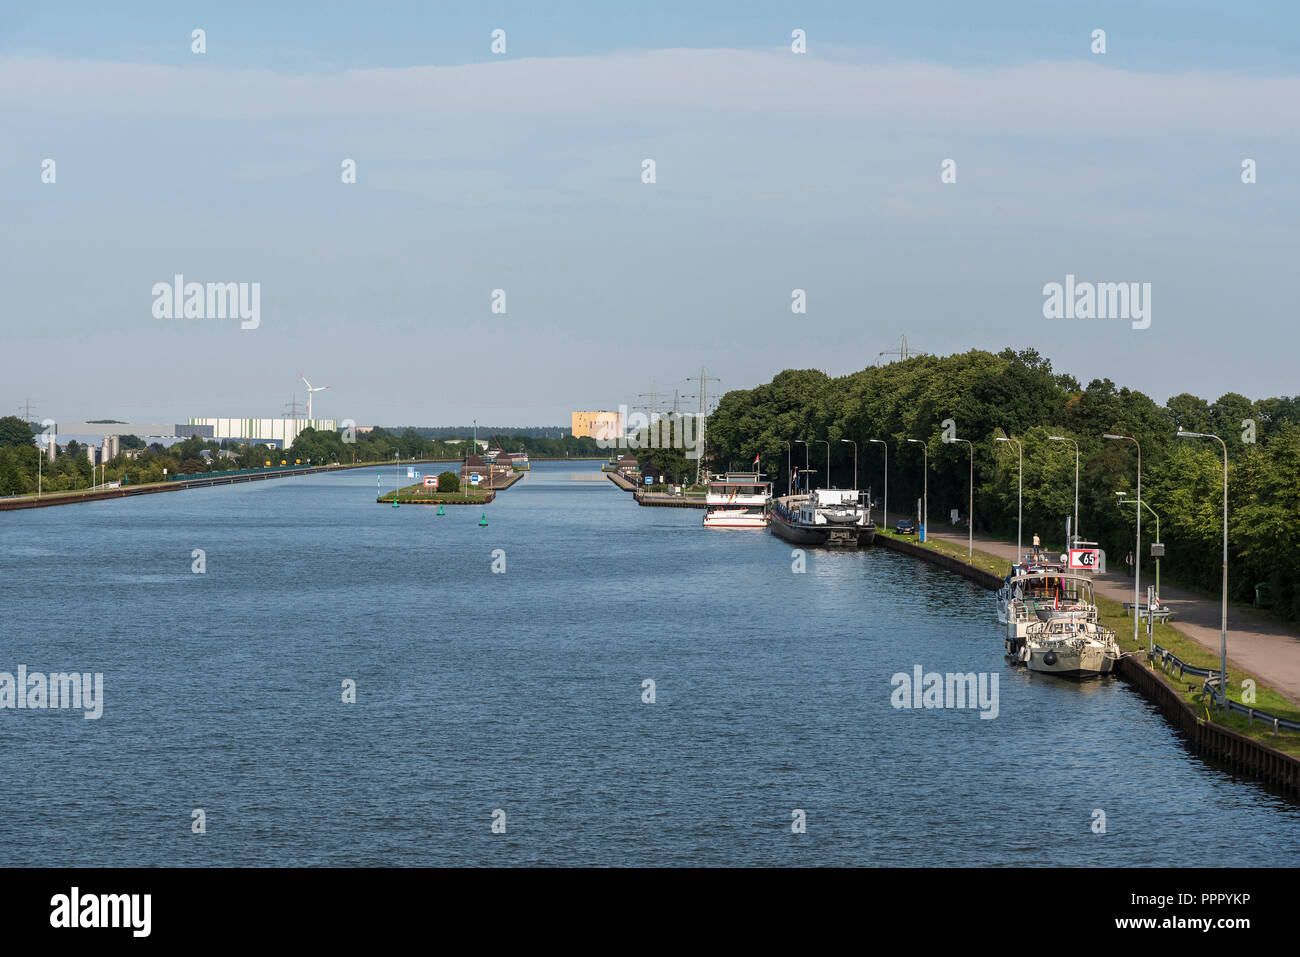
[1179,430,1229,711]
[1047,435,1080,546]
[1104,434,1143,652]
[994,435,1023,562]
[869,439,888,529]
[1117,492,1160,599]
[815,440,830,490]
[906,438,928,541]
[944,435,973,561]
[839,439,857,492]
[784,441,793,497]
[794,439,809,494]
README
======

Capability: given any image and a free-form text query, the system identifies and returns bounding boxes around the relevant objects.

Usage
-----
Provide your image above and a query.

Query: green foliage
[706,348,1300,621]
[437,470,460,493]
[0,416,35,448]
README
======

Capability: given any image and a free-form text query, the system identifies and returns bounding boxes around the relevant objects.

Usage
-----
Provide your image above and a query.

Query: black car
[896,519,915,535]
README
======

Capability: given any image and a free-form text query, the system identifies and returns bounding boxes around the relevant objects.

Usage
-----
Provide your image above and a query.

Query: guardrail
[1151,643,1300,735]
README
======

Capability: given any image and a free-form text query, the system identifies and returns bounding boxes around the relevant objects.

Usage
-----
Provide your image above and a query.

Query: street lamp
[868,439,888,529]
[906,438,928,540]
[839,439,857,493]
[815,440,830,490]
[1179,430,1229,711]
[1047,435,1080,546]
[944,435,973,561]
[1104,433,1143,652]
[794,439,809,494]
[994,435,1023,562]
[1116,491,1160,599]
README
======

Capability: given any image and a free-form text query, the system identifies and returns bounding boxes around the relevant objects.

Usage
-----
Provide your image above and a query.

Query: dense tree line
[705,348,1300,620]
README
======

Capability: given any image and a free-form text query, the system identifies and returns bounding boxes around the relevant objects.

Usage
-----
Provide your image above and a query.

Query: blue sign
[644,476,653,485]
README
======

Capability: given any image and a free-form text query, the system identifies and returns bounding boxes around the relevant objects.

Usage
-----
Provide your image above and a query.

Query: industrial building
[187,417,337,449]
[571,410,624,441]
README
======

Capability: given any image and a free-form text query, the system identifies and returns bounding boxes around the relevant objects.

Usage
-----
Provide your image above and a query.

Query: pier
[606,471,707,507]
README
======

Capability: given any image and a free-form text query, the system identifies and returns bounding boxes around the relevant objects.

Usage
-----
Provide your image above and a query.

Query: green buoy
[392,496,400,508]
[437,504,445,515]
[478,512,488,527]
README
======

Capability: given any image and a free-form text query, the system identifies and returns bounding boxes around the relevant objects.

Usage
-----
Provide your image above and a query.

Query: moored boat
[703,472,771,528]
[768,490,876,547]
[1023,614,1120,678]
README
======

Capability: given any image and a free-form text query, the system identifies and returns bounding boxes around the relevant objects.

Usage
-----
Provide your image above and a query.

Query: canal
[1,460,1296,865]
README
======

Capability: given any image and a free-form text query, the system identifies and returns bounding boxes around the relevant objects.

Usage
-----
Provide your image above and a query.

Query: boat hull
[768,509,874,547]
[703,511,767,529]
[1026,645,1116,679]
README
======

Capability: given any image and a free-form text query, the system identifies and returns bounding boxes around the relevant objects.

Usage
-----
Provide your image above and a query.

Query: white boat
[997,547,1081,640]
[1023,615,1120,678]
[703,472,772,529]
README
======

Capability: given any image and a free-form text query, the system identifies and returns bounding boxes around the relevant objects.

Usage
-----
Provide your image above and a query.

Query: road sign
[1068,548,1101,570]
[470,473,482,485]
[644,476,653,485]
[424,476,437,488]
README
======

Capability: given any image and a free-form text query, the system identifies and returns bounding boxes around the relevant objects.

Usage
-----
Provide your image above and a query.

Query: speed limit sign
[1068,548,1100,569]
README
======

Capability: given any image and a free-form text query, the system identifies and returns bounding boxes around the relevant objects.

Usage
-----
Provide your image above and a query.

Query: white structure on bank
[187,417,337,449]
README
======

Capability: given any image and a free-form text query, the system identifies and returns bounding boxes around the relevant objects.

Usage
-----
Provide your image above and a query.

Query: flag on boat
[752,452,759,466]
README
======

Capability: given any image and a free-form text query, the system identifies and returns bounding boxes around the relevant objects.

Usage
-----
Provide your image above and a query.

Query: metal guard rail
[1151,644,1300,735]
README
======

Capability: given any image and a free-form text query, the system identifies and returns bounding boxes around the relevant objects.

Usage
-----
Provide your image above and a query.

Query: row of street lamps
[777,427,1232,710]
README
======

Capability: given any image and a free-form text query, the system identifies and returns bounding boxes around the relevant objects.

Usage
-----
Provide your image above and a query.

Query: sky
[2,1,1298,427]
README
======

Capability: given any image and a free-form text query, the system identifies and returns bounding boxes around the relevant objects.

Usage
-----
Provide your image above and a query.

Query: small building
[616,453,640,479]
[461,454,488,487]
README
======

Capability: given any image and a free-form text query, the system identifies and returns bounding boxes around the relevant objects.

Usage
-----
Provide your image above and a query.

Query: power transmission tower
[878,333,928,364]
[17,398,37,424]
[682,365,721,485]
[283,395,306,419]
[636,383,663,422]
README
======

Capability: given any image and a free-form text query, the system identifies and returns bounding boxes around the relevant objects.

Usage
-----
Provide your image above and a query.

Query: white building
[188,417,337,449]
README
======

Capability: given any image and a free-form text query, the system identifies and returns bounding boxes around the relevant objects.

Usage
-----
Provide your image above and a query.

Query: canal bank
[0,460,454,511]
[873,529,1300,798]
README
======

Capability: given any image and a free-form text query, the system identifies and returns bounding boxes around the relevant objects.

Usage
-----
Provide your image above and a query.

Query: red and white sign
[424,476,438,488]
[1068,548,1100,570]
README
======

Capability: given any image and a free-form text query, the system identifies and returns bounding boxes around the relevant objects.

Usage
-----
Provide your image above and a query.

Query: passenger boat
[703,472,772,528]
[1000,567,1101,664]
[1022,614,1120,678]
[768,490,876,547]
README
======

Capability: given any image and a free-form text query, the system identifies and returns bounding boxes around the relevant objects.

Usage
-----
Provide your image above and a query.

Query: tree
[0,416,35,448]
[438,471,460,493]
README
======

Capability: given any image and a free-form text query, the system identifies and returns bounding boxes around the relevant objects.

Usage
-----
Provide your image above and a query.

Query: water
[1,461,1296,866]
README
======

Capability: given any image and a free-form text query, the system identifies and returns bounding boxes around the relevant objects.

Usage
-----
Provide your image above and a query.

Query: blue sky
[2,2,1298,425]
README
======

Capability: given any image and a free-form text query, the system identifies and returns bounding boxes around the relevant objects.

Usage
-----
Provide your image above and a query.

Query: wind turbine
[298,373,330,420]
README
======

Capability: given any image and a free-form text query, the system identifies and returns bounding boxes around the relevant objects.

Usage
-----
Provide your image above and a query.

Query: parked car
[896,519,916,535]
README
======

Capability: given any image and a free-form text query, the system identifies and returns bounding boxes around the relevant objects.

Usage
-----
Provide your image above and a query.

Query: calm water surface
[1,461,1297,865]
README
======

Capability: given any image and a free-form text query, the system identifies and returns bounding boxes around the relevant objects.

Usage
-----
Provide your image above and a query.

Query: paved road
[917,521,1300,706]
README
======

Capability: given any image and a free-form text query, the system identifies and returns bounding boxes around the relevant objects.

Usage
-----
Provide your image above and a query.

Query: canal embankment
[872,525,1300,796]
[0,460,454,511]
